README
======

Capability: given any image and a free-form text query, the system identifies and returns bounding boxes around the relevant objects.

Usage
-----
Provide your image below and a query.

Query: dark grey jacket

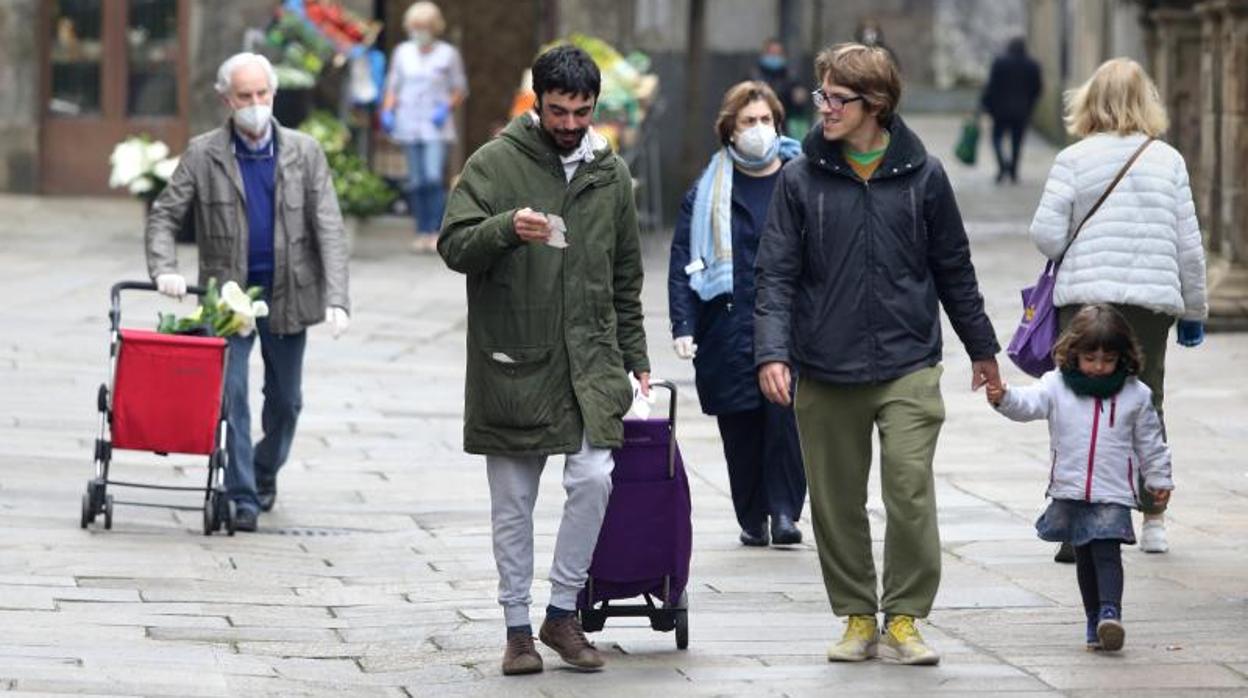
[754,115,998,385]
[145,119,350,335]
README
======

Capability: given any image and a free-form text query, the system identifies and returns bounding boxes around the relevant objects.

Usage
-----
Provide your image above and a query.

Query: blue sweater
[234,132,276,289]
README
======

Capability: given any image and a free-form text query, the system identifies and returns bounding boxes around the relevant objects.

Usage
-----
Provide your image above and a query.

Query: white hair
[215,52,278,96]
[403,1,445,34]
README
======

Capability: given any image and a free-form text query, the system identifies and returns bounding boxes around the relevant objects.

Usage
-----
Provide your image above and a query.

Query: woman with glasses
[667,81,807,548]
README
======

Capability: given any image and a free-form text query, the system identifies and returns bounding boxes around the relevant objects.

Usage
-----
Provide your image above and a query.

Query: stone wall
[0,0,40,193]
[932,0,1027,89]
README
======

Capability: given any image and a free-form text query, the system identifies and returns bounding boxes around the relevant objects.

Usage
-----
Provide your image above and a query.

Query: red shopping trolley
[81,281,236,535]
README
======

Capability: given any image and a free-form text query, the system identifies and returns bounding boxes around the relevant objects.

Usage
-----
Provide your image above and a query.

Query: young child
[987,304,1173,651]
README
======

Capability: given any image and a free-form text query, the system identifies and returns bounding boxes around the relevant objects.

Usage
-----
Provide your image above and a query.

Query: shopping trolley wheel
[80,493,93,529]
[103,495,114,530]
[671,590,688,650]
[225,500,237,537]
[203,492,217,536]
[674,608,688,649]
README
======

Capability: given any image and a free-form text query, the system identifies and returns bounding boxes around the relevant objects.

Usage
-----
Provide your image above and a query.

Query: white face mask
[409,29,433,46]
[233,103,272,135]
[734,123,778,160]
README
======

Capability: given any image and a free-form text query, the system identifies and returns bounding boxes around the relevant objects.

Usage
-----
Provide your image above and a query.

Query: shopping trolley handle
[646,378,679,427]
[109,280,213,331]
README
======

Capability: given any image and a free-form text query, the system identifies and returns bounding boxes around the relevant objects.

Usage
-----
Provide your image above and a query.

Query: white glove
[673,336,697,360]
[155,273,187,299]
[328,306,350,339]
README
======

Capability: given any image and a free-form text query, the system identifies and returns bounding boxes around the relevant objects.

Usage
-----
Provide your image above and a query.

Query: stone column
[1210,0,1248,326]
[1194,2,1223,257]
[1150,8,1203,183]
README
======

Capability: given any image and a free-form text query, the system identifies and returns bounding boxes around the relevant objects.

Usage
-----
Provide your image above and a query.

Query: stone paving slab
[1,115,1246,696]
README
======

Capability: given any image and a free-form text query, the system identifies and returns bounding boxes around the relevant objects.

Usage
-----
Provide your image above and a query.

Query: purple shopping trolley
[577,380,692,649]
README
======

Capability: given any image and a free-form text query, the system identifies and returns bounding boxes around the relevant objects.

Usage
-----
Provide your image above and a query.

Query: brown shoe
[501,633,543,676]
[538,615,604,670]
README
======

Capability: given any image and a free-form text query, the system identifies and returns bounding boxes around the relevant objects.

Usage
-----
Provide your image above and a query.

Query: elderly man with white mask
[145,52,351,532]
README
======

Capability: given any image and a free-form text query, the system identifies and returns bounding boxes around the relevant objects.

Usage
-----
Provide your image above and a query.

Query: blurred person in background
[980,37,1042,184]
[382,1,467,253]
[752,38,810,138]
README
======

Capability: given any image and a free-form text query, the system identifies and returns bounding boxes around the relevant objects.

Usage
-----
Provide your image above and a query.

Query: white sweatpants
[486,433,614,627]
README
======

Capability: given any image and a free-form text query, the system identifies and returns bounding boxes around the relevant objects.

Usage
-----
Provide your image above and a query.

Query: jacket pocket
[478,346,557,429]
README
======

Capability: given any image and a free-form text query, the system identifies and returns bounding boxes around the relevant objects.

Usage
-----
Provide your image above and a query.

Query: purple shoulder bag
[1007,138,1154,377]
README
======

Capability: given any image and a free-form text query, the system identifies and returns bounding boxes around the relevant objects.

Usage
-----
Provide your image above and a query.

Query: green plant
[298,111,396,219]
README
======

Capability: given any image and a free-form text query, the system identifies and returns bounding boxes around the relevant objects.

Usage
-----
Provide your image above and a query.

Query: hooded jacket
[995,371,1173,507]
[754,115,999,385]
[438,115,649,455]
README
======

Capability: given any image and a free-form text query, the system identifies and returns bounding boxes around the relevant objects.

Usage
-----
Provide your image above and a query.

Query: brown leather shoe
[501,633,543,676]
[538,615,604,670]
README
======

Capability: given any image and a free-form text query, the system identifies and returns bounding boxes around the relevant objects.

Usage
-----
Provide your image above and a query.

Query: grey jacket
[145,119,350,335]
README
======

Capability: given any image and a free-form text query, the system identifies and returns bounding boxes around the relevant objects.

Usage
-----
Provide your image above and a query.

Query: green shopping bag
[954,116,980,166]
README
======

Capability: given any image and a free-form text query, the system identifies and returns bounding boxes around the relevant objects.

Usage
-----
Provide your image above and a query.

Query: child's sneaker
[878,615,940,665]
[1140,518,1168,553]
[1085,614,1101,650]
[1096,604,1125,652]
[826,614,878,662]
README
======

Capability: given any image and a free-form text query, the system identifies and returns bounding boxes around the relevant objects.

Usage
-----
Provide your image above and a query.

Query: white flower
[153,157,179,181]
[128,177,153,195]
[220,281,256,319]
[108,140,146,189]
[146,140,170,163]
[252,300,270,318]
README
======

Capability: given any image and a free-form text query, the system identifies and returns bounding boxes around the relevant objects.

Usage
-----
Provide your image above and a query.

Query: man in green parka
[438,45,650,677]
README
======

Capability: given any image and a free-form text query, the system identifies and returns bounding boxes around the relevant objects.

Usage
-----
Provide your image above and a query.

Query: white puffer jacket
[995,371,1173,507]
[1029,133,1207,321]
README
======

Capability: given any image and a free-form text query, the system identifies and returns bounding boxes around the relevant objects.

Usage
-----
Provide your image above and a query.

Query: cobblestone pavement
[1,115,1246,697]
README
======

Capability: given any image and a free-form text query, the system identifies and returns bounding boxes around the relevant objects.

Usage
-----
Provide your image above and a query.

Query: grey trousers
[486,433,615,627]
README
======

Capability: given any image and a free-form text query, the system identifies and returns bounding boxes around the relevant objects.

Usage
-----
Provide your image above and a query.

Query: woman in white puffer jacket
[1029,58,1206,556]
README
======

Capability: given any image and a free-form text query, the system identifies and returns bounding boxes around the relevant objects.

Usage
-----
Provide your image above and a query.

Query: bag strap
[1058,137,1155,265]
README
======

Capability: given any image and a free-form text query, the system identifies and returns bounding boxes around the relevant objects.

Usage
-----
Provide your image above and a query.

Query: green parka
[438,115,650,456]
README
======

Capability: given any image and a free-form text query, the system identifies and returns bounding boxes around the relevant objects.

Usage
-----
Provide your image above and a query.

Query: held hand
[986,381,1007,406]
[327,306,350,339]
[633,371,651,398]
[758,362,792,406]
[1148,488,1172,507]
[971,357,1001,392]
[512,207,551,244]
[155,273,187,300]
[672,336,697,360]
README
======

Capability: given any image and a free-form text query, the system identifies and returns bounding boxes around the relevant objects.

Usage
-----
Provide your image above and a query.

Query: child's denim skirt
[1035,498,1136,546]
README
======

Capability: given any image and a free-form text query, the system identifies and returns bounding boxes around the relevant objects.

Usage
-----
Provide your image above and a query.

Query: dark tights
[1075,540,1123,618]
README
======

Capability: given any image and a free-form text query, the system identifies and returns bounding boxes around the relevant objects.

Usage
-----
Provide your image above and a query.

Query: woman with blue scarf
[668,81,806,548]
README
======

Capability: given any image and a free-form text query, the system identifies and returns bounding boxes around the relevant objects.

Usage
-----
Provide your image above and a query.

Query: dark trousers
[991,118,1027,182]
[224,317,306,512]
[1075,540,1123,617]
[715,401,807,531]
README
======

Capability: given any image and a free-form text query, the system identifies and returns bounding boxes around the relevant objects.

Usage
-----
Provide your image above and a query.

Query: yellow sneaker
[878,615,940,665]
[826,614,878,662]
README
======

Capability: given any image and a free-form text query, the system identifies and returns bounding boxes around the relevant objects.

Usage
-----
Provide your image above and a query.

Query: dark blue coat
[668,168,780,415]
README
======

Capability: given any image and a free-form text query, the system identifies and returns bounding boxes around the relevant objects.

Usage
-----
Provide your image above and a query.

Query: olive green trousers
[793,365,946,618]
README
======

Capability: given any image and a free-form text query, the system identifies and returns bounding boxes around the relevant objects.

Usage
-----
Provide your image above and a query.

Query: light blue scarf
[688,136,800,301]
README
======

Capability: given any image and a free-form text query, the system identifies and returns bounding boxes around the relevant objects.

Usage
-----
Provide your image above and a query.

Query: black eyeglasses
[812,89,865,111]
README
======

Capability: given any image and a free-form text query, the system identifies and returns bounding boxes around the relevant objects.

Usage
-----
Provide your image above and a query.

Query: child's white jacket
[995,371,1173,507]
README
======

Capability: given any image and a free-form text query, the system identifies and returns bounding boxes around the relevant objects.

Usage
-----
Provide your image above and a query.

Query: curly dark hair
[1052,303,1144,375]
[531,45,601,102]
